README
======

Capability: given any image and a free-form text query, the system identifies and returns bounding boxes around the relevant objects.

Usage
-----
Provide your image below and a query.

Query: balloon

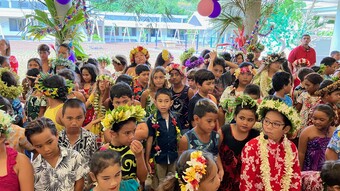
[209,1,221,18]
[197,0,214,17]
[54,0,72,23]
[56,0,71,5]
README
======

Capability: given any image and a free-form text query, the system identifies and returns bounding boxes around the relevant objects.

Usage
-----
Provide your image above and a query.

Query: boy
[25,117,88,191]
[145,88,180,189]
[58,98,98,165]
[167,63,194,133]
[293,67,314,105]
[272,71,293,106]
[134,64,150,101]
[37,44,51,73]
[320,57,337,80]
[187,69,216,129]
[186,69,197,93]
[244,84,261,100]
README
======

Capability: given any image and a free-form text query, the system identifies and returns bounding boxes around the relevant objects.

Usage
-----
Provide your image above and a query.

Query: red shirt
[288,45,316,70]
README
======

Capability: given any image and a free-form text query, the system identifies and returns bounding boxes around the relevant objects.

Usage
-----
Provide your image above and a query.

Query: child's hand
[209,51,217,60]
[146,162,154,174]
[130,140,143,156]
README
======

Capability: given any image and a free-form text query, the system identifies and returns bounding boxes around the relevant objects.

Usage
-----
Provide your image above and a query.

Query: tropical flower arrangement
[314,78,340,97]
[161,49,173,62]
[166,63,186,76]
[185,57,204,70]
[263,52,286,65]
[34,73,74,98]
[96,74,115,85]
[129,46,150,63]
[292,58,311,67]
[0,110,14,136]
[247,42,265,52]
[180,48,195,63]
[0,68,23,99]
[234,65,257,78]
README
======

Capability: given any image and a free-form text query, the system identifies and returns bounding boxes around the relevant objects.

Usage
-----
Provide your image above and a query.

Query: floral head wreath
[178,150,207,191]
[314,79,340,96]
[234,65,257,78]
[51,57,75,71]
[263,52,286,65]
[101,105,146,131]
[257,98,301,134]
[97,56,112,65]
[247,42,265,52]
[34,73,74,98]
[166,63,186,76]
[161,49,172,62]
[185,57,204,70]
[220,95,258,122]
[129,46,150,63]
[318,64,326,74]
[0,109,14,136]
[293,58,311,67]
[96,74,115,85]
[0,68,23,99]
[180,48,195,63]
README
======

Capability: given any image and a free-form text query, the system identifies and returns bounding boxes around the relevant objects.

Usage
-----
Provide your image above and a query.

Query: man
[288,34,316,71]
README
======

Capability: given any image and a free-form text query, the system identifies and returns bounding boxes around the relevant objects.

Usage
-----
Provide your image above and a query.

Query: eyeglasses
[262,118,286,129]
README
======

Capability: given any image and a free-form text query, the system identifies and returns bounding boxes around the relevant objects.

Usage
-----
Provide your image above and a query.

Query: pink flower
[152,124,160,130]
[154,145,161,151]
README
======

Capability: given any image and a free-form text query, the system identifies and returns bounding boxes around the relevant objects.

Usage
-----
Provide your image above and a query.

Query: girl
[155,49,173,68]
[253,52,286,97]
[140,66,169,118]
[240,96,302,191]
[80,64,98,126]
[125,46,150,77]
[22,59,42,100]
[52,57,75,74]
[101,105,148,191]
[233,51,245,65]
[184,56,204,71]
[97,56,112,75]
[0,110,34,191]
[186,69,197,93]
[88,149,122,191]
[156,150,221,191]
[58,68,86,102]
[37,44,51,73]
[218,95,260,191]
[0,39,18,74]
[320,160,340,191]
[247,43,265,69]
[112,55,127,78]
[298,104,335,171]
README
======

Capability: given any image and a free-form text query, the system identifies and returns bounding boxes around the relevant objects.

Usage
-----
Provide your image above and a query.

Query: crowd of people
[0,34,340,191]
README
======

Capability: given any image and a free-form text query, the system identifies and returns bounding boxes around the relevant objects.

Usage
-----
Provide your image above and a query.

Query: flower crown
[97,56,112,65]
[247,42,265,52]
[161,49,172,61]
[129,46,150,63]
[0,110,14,135]
[34,73,74,98]
[234,65,257,78]
[257,99,301,134]
[263,52,286,65]
[180,48,195,63]
[293,58,311,67]
[314,79,340,96]
[220,95,258,122]
[0,68,23,99]
[101,105,146,131]
[52,57,75,71]
[178,150,207,191]
[166,63,186,76]
[318,64,326,74]
[96,74,115,85]
[185,57,204,70]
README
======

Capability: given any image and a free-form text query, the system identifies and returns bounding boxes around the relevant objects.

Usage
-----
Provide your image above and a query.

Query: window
[9,18,25,32]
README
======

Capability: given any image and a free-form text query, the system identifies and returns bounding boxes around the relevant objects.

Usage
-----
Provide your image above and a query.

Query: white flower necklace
[258,132,294,191]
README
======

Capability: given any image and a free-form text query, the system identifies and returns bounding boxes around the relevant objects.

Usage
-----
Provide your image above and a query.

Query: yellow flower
[156,131,160,137]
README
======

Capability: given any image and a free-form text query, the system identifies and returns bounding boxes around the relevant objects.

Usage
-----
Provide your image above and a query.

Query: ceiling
[303,0,339,17]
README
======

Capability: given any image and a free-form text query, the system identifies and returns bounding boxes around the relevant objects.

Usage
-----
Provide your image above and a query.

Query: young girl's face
[254,51,261,59]
[111,120,136,146]
[312,110,332,130]
[134,52,146,65]
[0,40,8,54]
[269,61,281,72]
[236,55,243,64]
[152,71,166,89]
[92,164,122,191]
[113,62,124,72]
[100,61,107,69]
[28,60,40,70]
[238,71,253,86]
[262,110,290,143]
[304,79,318,95]
[38,51,50,60]
[235,109,256,133]
[327,90,340,104]
[212,65,224,79]
[99,80,108,92]
[198,161,220,191]
[82,69,92,83]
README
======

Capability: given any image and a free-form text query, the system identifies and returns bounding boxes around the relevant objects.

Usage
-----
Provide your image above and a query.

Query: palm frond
[211,13,243,42]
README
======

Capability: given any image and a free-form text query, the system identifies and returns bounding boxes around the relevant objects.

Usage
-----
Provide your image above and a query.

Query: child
[0,109,34,191]
[272,71,293,106]
[155,49,173,68]
[166,63,194,132]
[25,117,89,191]
[240,96,302,191]
[125,46,150,77]
[101,105,148,190]
[218,95,260,191]
[52,57,76,74]
[22,61,42,100]
[0,55,10,69]
[184,56,204,71]
[320,160,340,191]
[156,150,221,191]
[37,44,51,73]
[112,55,127,78]
[298,104,335,171]
[27,58,42,71]
[88,149,123,191]
[244,84,261,100]
[97,56,112,75]
[0,39,18,73]
[233,51,245,65]
[145,88,181,189]
[133,64,150,102]
[293,67,314,106]
[140,66,169,118]
[319,57,337,80]
[58,68,86,102]
[326,125,340,160]
[59,98,98,165]
[186,69,198,93]
[180,99,224,180]
[116,74,134,90]
[187,69,216,129]
[247,43,265,68]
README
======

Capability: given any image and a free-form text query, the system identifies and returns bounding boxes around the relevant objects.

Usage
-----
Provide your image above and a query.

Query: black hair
[311,66,320,73]
[85,58,100,69]
[1,71,17,87]
[304,73,323,85]
[37,44,50,52]
[244,84,261,98]
[111,118,136,132]
[155,51,172,67]
[110,82,133,99]
[219,52,231,61]
[193,98,218,118]
[246,52,255,63]
[272,71,292,91]
[262,96,292,127]
[313,104,335,123]
[135,64,150,76]
[320,160,340,187]
[26,68,40,85]
[319,80,334,92]
[200,49,211,58]
[320,57,337,67]
[187,69,197,80]
[234,102,258,120]
[80,63,98,83]
[213,57,226,73]
[42,75,69,102]
[116,74,133,89]
[204,53,210,60]
[58,68,77,82]
[194,69,215,86]
[112,55,128,66]
[233,62,255,88]
[27,58,42,70]
[0,96,13,114]
[281,60,292,75]
[62,98,86,116]
[0,56,9,66]
[302,34,310,38]
[25,117,57,143]
[297,67,314,82]
[155,88,172,100]
[330,50,340,57]
[59,43,70,53]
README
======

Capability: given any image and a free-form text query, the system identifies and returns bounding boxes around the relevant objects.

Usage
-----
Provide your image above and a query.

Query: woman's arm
[298,128,310,170]
[17,153,34,191]
[140,90,149,108]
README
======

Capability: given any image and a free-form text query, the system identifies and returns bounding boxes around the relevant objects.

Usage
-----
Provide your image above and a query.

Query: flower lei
[178,150,207,191]
[257,99,301,135]
[234,65,257,78]
[34,73,74,98]
[96,74,115,85]
[162,49,171,61]
[314,78,340,96]
[166,63,186,76]
[220,95,257,122]
[0,110,14,136]
[180,48,195,63]
[292,58,311,67]
[263,52,286,65]
[258,132,294,191]
[97,56,112,65]
[185,57,204,69]
[51,57,75,71]
[0,68,23,99]
[129,46,150,63]
[101,105,146,131]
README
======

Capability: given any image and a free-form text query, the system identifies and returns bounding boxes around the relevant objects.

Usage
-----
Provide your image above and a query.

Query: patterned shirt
[58,128,98,164]
[327,126,340,158]
[6,124,34,153]
[32,146,89,191]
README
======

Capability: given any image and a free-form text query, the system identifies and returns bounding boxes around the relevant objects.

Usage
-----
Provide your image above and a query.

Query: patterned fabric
[253,70,272,97]
[83,88,95,126]
[9,55,18,74]
[240,137,301,191]
[184,129,219,158]
[6,124,34,153]
[58,128,98,164]
[24,93,47,122]
[303,137,330,171]
[327,126,340,158]
[171,85,190,130]
[133,79,146,102]
[0,147,20,191]
[301,171,323,191]
[145,96,157,120]
[109,145,137,180]
[32,146,89,191]
[297,92,320,130]
[11,98,23,125]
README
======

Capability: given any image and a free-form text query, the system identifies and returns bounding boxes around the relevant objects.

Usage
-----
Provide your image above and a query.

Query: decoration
[0,110,14,136]
[314,79,340,97]
[292,58,311,67]
[51,57,75,71]
[197,0,214,17]
[97,56,112,66]
[180,48,195,64]
[0,68,23,100]
[34,73,74,98]
[185,57,204,70]
[209,0,221,18]
[166,63,186,76]
[54,0,72,23]
[317,64,326,75]
[96,74,115,85]
[234,65,257,78]
[263,52,286,65]
[247,43,265,53]
[161,49,171,62]
[129,46,150,64]
[220,95,257,123]
[112,56,122,65]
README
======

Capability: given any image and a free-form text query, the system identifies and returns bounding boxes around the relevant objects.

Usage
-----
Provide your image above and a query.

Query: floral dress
[83,87,94,126]
[297,92,320,131]
[25,91,47,122]
[302,137,330,171]
[253,70,272,97]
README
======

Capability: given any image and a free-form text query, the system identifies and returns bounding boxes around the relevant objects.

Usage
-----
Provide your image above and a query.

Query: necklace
[93,92,106,117]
